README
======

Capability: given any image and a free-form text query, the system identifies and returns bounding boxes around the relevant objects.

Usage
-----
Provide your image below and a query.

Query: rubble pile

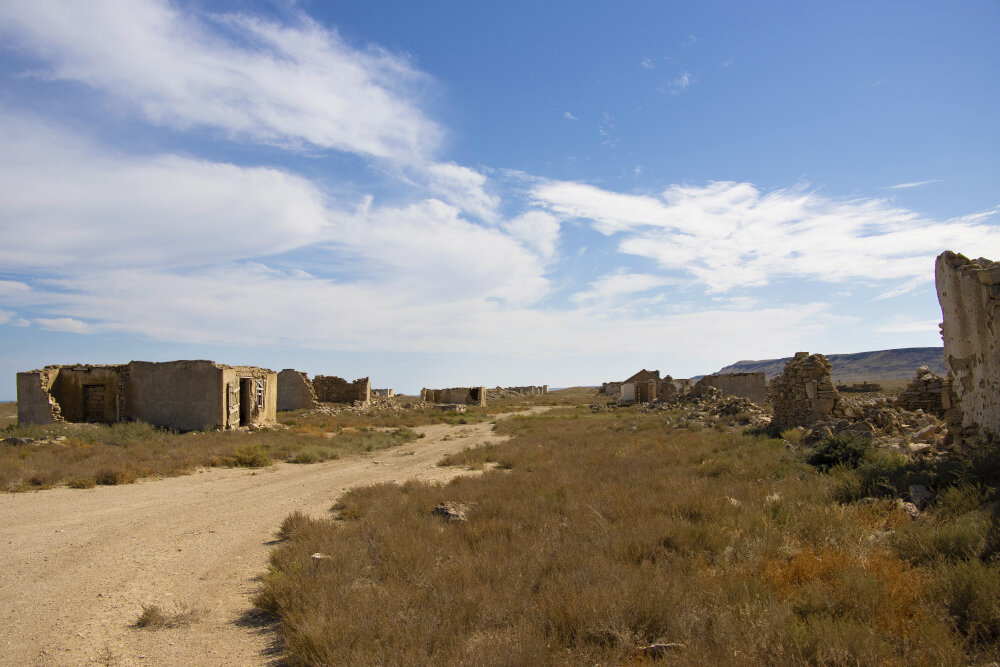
[893,366,948,417]
[636,386,772,429]
[310,395,426,417]
[802,394,947,453]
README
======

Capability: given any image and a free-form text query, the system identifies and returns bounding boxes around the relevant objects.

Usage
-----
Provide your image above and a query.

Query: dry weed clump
[257,409,991,665]
[134,602,202,629]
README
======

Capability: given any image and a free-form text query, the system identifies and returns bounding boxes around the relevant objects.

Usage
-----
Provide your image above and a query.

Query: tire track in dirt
[0,409,544,666]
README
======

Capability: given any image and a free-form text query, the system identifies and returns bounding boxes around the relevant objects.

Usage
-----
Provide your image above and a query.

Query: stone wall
[313,375,371,404]
[769,352,844,428]
[936,251,1000,442]
[421,387,486,406]
[694,372,767,404]
[599,382,623,396]
[621,380,657,403]
[277,369,318,411]
[498,385,548,395]
[372,388,394,398]
[894,366,948,417]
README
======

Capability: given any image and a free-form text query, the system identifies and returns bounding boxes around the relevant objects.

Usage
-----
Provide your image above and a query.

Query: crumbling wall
[936,251,1000,442]
[499,385,548,395]
[372,388,394,398]
[894,366,948,417]
[599,382,623,396]
[769,352,844,428]
[41,364,127,423]
[313,375,370,404]
[694,372,767,405]
[16,368,62,425]
[277,369,318,411]
[421,387,486,406]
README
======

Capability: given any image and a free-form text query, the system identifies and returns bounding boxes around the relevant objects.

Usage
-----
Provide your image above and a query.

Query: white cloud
[571,271,678,304]
[0,0,441,162]
[669,70,695,95]
[35,317,92,334]
[502,211,561,261]
[563,111,578,121]
[887,179,941,190]
[0,113,329,270]
[422,162,499,221]
[532,179,1000,293]
[874,319,941,335]
[641,58,654,70]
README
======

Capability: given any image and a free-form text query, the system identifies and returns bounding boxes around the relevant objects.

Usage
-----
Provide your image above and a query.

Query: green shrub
[231,444,271,468]
[806,434,874,471]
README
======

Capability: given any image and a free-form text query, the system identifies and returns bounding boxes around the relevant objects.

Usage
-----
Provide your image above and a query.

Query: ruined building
[936,251,1000,442]
[277,369,318,411]
[693,372,767,404]
[312,375,370,404]
[421,387,486,406]
[769,353,844,428]
[17,360,276,431]
[894,366,949,418]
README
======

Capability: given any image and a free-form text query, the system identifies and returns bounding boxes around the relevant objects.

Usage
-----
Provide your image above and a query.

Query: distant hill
[714,347,946,381]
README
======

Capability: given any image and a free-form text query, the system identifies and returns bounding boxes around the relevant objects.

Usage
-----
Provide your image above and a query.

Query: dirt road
[0,412,535,666]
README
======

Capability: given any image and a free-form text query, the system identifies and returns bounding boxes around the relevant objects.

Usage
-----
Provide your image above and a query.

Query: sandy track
[0,411,538,666]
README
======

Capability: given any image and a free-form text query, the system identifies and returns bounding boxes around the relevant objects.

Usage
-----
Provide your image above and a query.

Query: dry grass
[0,402,16,428]
[0,418,418,492]
[134,602,202,629]
[256,408,999,665]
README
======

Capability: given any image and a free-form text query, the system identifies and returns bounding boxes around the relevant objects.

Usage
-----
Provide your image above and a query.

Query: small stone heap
[769,352,845,428]
[894,366,948,417]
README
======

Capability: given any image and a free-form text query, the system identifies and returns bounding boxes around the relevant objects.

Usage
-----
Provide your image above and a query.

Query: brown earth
[0,410,546,666]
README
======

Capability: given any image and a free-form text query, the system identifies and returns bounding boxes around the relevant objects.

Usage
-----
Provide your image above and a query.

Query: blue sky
[0,0,998,398]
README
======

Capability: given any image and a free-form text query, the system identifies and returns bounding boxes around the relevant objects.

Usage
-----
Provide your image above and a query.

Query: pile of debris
[591,386,771,429]
[801,394,947,453]
[309,395,426,417]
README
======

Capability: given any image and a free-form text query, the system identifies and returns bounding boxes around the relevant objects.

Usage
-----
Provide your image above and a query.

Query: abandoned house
[421,387,486,406]
[16,360,277,431]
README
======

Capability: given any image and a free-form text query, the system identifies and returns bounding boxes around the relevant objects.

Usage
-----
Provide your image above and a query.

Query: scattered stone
[2,437,30,445]
[437,404,467,413]
[897,499,920,519]
[310,552,330,560]
[637,643,686,659]
[431,502,472,522]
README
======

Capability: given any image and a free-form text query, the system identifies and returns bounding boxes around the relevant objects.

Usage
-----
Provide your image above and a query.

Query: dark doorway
[239,378,253,425]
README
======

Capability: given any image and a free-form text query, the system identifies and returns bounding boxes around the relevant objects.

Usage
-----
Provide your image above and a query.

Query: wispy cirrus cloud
[887,179,941,190]
[0,0,442,163]
[532,180,1000,293]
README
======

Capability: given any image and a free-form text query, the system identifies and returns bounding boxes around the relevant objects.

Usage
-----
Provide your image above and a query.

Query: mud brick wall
[313,375,370,404]
[695,372,767,404]
[769,352,843,428]
[936,251,1000,441]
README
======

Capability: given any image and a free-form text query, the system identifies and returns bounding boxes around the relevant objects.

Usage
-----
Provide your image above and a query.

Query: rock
[897,500,920,519]
[431,502,472,522]
[310,552,330,560]
[2,437,29,445]
[909,485,933,509]
[637,643,685,659]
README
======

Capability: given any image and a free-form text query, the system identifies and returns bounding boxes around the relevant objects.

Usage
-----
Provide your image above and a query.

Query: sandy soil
[0,410,541,666]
